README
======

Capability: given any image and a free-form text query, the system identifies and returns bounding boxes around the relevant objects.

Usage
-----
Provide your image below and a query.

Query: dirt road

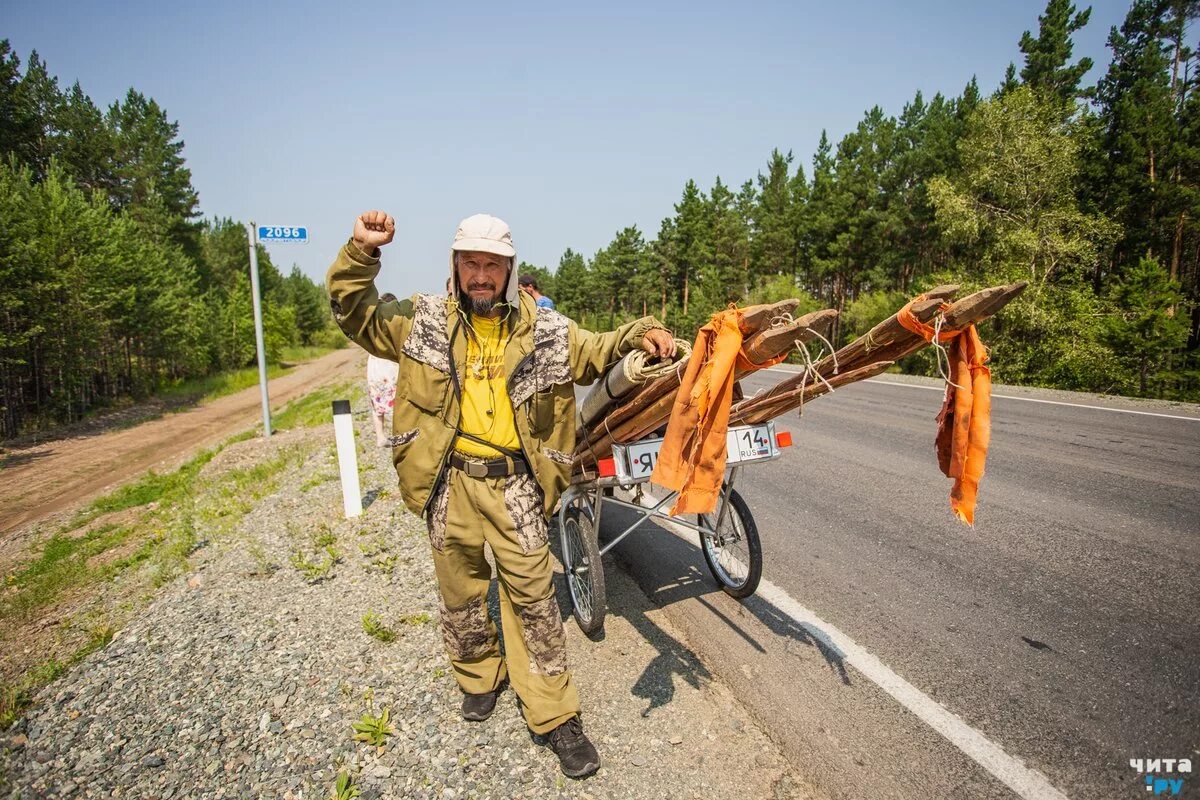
[0,347,365,538]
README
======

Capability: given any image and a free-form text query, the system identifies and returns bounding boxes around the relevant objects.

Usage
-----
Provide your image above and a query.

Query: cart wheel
[699,489,762,599]
[561,506,606,637]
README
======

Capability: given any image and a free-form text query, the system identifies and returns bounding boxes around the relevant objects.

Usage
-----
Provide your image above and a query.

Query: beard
[453,283,501,316]
[459,288,500,316]
[470,295,498,315]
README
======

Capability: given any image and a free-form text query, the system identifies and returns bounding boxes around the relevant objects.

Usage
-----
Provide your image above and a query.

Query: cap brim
[451,238,515,258]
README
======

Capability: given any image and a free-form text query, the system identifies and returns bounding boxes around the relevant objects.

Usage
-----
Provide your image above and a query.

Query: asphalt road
[591,373,1199,799]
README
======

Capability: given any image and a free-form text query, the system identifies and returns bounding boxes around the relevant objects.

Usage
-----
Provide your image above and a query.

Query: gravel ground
[0,401,814,800]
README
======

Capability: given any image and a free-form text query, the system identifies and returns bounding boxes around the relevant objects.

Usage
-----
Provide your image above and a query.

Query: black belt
[450,453,529,478]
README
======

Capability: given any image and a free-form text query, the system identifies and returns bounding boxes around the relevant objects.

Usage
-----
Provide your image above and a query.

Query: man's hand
[641,328,677,360]
[353,211,395,254]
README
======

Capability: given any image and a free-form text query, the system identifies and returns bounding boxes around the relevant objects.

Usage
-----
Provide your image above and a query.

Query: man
[326,211,675,778]
[518,274,556,309]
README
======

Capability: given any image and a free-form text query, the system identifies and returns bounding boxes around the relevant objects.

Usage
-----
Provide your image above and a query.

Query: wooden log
[730,283,1027,426]
[574,368,683,454]
[820,281,1030,371]
[739,298,801,335]
[730,361,895,425]
[746,294,949,411]
[942,281,1027,329]
[575,303,832,456]
[742,309,838,364]
[576,306,840,461]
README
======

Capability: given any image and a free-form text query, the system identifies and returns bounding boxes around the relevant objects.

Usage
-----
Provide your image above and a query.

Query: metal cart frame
[557,420,790,635]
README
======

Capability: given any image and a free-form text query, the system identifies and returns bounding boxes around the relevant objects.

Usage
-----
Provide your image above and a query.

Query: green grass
[0,659,66,729]
[290,545,340,583]
[2,442,301,628]
[300,472,338,492]
[273,380,362,430]
[371,554,399,575]
[1,435,302,730]
[314,525,337,548]
[158,364,289,405]
[80,449,218,522]
[0,377,355,730]
[352,708,394,746]
[0,623,114,728]
[329,771,361,800]
[280,345,341,364]
[362,611,397,643]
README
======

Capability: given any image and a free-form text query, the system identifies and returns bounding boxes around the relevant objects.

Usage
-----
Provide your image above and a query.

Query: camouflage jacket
[326,240,663,518]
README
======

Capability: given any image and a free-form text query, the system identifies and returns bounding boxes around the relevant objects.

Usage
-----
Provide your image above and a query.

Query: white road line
[759,367,1200,422]
[659,520,1072,800]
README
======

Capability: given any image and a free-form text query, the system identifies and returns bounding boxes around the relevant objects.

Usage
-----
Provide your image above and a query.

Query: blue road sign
[258,225,308,243]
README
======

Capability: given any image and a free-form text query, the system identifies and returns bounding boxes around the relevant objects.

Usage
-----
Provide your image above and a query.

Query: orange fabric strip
[895,295,992,526]
[896,295,956,342]
[651,308,785,515]
[950,327,991,525]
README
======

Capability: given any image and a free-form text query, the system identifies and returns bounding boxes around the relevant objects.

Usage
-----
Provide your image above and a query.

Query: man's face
[519,283,534,296]
[456,250,509,312]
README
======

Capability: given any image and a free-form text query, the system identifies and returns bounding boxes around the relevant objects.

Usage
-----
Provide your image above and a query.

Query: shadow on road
[547,520,714,716]
[601,502,852,686]
[0,449,54,470]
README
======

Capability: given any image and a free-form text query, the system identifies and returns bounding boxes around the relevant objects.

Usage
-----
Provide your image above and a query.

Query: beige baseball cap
[450,213,516,258]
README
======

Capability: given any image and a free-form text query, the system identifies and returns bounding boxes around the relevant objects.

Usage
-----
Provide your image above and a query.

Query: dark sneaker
[461,689,500,722]
[547,717,600,778]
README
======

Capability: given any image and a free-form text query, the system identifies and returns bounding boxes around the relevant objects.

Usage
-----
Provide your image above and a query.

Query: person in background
[366,293,400,447]
[518,274,555,309]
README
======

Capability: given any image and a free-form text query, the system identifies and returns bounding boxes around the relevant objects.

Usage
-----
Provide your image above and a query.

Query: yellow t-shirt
[454,314,521,458]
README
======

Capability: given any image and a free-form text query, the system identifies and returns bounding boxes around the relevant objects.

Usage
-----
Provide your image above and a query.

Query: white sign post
[331,400,362,518]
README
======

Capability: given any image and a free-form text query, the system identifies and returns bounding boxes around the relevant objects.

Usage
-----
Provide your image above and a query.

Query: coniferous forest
[0,45,338,438]
[524,0,1199,402]
[2,0,1198,442]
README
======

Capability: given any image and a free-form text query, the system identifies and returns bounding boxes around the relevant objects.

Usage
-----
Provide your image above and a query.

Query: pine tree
[750,150,794,283]
[14,51,62,178]
[1105,257,1189,393]
[0,41,41,169]
[672,180,712,320]
[56,82,116,196]
[698,177,750,312]
[1019,0,1095,104]
[107,89,201,256]
[552,248,590,322]
[997,62,1021,96]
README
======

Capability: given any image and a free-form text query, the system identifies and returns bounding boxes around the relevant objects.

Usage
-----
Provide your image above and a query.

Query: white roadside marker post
[332,400,362,518]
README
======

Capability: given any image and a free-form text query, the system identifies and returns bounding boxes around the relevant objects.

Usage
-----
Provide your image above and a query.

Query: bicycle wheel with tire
[699,489,762,598]
[560,505,606,636]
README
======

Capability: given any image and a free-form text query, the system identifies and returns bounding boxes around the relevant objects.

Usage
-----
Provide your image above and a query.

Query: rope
[862,328,879,355]
[931,315,966,391]
[897,295,966,391]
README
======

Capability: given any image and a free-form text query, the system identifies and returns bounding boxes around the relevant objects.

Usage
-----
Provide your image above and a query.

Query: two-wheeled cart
[557,420,792,635]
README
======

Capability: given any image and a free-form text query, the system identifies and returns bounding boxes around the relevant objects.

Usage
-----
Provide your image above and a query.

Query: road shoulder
[1,397,817,800]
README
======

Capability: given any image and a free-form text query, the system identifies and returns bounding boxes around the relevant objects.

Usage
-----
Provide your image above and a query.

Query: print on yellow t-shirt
[454,314,521,458]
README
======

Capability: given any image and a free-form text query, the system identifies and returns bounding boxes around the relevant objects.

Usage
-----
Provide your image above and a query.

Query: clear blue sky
[6,0,1130,295]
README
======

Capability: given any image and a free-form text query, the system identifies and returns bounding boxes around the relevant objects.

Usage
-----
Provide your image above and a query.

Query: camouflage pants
[425,462,579,735]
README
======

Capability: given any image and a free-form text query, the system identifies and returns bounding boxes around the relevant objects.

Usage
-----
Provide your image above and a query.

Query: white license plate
[615,423,776,482]
[726,424,773,463]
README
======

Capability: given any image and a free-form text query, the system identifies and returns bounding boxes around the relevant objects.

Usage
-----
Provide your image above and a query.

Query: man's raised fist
[353,211,395,253]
